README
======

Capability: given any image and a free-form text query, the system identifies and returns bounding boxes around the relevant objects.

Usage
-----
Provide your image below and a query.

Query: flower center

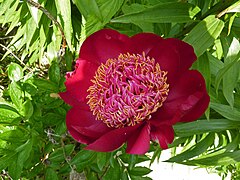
[87,53,169,128]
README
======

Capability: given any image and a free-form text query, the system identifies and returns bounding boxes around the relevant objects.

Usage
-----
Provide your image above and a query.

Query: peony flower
[60,29,210,155]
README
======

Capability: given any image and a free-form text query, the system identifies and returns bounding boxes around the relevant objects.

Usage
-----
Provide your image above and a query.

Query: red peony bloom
[60,29,210,155]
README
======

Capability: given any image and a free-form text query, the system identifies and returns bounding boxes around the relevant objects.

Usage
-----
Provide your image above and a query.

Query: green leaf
[9,82,23,110]
[8,139,33,180]
[7,63,23,82]
[182,150,240,166]
[70,150,97,171]
[49,62,61,84]
[129,166,152,176]
[98,0,124,23]
[222,37,240,107]
[54,0,73,51]
[45,167,59,180]
[129,155,138,170]
[49,144,75,162]
[225,134,240,152]
[167,133,215,163]
[19,100,34,119]
[111,2,200,24]
[121,3,154,32]
[25,17,38,51]
[33,78,58,92]
[219,1,240,16]
[27,1,43,27]
[208,52,224,76]
[0,0,16,17]
[0,129,28,143]
[174,119,240,137]
[210,102,240,121]
[72,0,102,20]
[0,103,20,123]
[80,0,124,38]
[96,152,107,171]
[103,159,121,180]
[214,60,238,93]
[2,0,19,26]
[0,152,17,171]
[184,15,224,57]
[130,176,152,180]
[40,113,64,126]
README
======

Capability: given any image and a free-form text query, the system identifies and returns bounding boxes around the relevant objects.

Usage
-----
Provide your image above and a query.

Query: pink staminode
[87,53,169,128]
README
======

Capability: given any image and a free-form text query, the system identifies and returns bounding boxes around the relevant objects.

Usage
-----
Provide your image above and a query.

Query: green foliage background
[0,0,240,179]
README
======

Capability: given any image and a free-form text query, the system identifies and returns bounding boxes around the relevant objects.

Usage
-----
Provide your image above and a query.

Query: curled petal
[66,106,109,144]
[151,70,209,125]
[126,123,150,154]
[59,59,98,105]
[85,124,141,152]
[79,29,129,64]
[150,125,174,149]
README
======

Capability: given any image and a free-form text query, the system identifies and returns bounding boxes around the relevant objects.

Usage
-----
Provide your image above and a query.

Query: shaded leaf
[33,78,58,92]
[129,166,152,176]
[49,144,75,162]
[112,2,200,24]
[49,62,61,84]
[9,82,23,110]
[210,102,240,121]
[174,119,240,137]
[45,167,59,180]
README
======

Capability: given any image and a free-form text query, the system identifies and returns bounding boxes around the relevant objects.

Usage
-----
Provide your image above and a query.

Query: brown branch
[26,0,67,57]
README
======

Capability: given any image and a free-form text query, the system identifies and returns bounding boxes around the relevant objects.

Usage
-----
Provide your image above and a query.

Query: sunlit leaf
[0,103,20,123]
[55,0,73,51]
[184,15,224,57]
[222,37,240,107]
[7,63,23,82]
[167,133,215,163]
[182,150,240,166]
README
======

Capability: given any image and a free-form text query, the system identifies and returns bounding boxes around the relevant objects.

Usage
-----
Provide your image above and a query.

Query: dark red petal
[128,33,163,55]
[85,124,141,152]
[151,70,209,125]
[126,123,150,155]
[59,91,90,110]
[150,125,174,149]
[164,38,197,72]
[167,70,208,102]
[148,41,180,85]
[79,29,129,64]
[73,122,109,139]
[179,91,210,122]
[66,106,109,144]
[59,59,98,105]
[148,38,196,84]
